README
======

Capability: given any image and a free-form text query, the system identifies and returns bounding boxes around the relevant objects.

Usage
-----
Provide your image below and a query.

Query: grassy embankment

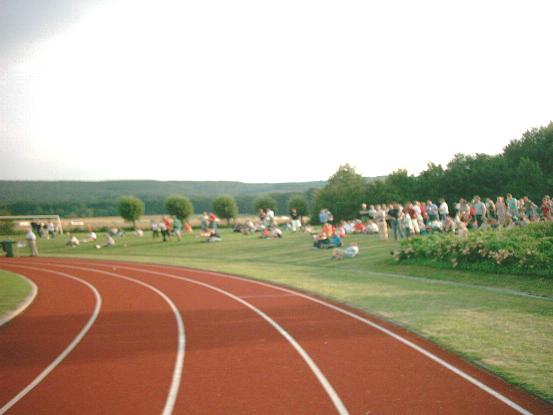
[2,229,553,402]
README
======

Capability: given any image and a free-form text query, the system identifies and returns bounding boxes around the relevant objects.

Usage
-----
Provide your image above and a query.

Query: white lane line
[0,265,102,415]
[32,262,185,415]
[0,273,38,328]
[190,267,535,415]
[64,261,349,415]
[112,261,534,415]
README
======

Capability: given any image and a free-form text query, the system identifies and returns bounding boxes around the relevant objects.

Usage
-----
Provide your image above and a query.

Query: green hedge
[397,222,553,277]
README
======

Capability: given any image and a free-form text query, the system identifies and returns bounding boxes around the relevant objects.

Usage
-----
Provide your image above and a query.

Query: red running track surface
[1,257,552,414]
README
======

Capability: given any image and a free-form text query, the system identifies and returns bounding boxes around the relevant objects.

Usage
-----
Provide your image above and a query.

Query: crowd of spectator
[354,194,552,241]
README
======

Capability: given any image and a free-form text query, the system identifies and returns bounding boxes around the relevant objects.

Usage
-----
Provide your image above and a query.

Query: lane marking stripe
[0,265,102,415]
[138,261,534,415]
[31,263,185,415]
[198,267,534,415]
[68,262,349,415]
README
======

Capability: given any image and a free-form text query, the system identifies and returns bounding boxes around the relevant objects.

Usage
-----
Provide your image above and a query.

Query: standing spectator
[265,207,275,226]
[290,208,301,232]
[151,220,160,239]
[208,213,219,232]
[319,209,328,224]
[173,216,183,241]
[406,203,420,235]
[401,207,415,238]
[26,228,39,257]
[541,196,552,221]
[458,199,471,222]
[368,205,376,220]
[506,193,519,221]
[426,200,439,222]
[496,196,507,227]
[473,196,487,228]
[359,203,369,222]
[47,222,56,239]
[388,203,404,240]
[417,201,428,224]
[200,212,210,233]
[438,198,449,221]
[374,205,388,241]
[522,197,538,221]
[485,198,496,220]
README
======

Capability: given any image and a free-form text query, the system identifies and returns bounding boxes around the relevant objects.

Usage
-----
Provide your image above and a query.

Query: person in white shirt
[66,233,80,247]
[332,243,359,260]
[439,198,449,221]
[25,228,39,256]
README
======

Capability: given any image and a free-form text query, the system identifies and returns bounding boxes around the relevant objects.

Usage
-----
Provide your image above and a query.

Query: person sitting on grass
[82,227,97,243]
[205,229,223,242]
[261,226,283,239]
[104,234,115,247]
[66,233,80,248]
[313,232,342,249]
[332,242,359,260]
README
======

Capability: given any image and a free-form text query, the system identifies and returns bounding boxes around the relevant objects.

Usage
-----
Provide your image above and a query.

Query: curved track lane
[1,257,552,414]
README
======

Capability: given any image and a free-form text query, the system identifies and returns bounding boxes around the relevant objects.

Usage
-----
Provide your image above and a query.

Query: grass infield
[3,229,553,402]
[0,270,34,321]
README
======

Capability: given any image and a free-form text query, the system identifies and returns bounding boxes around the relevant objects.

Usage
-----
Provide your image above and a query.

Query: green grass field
[0,270,34,318]
[3,229,553,402]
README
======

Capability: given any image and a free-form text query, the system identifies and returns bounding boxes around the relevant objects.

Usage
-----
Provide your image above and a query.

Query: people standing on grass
[542,196,552,221]
[290,208,301,232]
[26,228,39,256]
[496,196,507,226]
[438,199,449,221]
[506,193,519,221]
[473,196,487,228]
[374,205,388,240]
[388,203,404,240]
[173,216,183,241]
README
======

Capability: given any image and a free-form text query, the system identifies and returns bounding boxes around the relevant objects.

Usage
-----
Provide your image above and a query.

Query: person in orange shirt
[322,222,335,237]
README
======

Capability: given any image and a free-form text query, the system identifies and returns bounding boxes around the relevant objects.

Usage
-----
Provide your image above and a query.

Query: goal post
[0,215,64,235]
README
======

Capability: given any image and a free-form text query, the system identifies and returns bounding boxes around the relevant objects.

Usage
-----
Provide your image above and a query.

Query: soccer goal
[0,215,64,235]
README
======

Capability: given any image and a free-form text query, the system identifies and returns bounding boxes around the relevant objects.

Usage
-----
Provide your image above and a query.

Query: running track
[1,257,551,414]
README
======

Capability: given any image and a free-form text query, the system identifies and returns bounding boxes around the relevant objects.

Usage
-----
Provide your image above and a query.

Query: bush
[396,222,553,277]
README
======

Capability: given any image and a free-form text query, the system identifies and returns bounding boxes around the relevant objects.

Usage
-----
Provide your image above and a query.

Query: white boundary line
[60,261,349,415]
[196,267,535,415]
[31,262,185,415]
[0,272,38,328]
[47,259,536,415]
[0,265,102,415]
[140,261,535,415]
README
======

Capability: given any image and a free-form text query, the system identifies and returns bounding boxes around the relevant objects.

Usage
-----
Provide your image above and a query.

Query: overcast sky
[1,0,552,183]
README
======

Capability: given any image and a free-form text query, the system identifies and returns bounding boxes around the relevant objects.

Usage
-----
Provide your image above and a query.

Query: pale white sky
[1,0,552,182]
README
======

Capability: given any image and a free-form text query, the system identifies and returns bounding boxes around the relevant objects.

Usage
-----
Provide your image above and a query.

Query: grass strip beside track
[0,270,34,322]
[5,229,553,402]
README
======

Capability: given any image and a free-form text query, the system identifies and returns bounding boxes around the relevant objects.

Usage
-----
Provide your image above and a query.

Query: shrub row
[396,222,553,276]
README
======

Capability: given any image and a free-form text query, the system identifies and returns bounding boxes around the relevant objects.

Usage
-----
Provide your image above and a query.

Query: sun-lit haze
[1,0,552,182]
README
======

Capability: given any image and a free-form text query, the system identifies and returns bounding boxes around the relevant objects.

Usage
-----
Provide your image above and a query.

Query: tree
[212,195,238,225]
[313,164,367,222]
[287,194,309,221]
[509,157,547,201]
[0,207,15,235]
[253,195,277,213]
[165,195,194,221]
[117,196,144,228]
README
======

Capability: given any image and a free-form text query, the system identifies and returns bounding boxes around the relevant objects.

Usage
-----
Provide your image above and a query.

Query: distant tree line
[312,122,553,222]
[1,122,551,223]
[1,192,316,219]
